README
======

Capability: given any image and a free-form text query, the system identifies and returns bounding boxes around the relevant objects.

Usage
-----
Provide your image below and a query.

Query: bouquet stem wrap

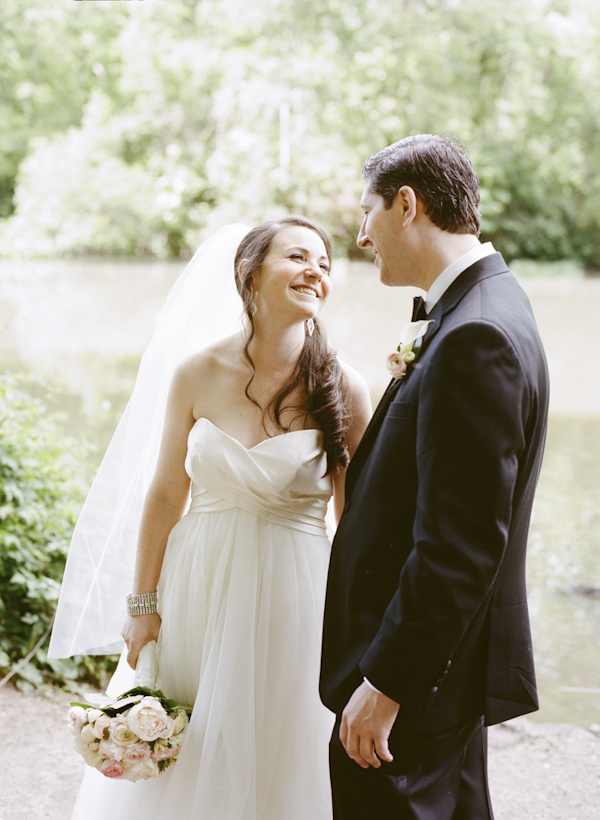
[134,641,159,690]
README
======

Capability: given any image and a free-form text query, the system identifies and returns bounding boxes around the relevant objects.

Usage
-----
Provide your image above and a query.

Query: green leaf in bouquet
[117,686,193,714]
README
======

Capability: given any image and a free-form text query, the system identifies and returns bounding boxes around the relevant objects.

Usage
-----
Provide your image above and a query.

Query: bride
[52,216,371,819]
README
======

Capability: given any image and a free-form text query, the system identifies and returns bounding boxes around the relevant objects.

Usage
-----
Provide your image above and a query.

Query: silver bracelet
[126,591,158,616]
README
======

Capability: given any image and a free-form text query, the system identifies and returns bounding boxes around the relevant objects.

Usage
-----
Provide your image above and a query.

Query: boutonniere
[387,319,434,380]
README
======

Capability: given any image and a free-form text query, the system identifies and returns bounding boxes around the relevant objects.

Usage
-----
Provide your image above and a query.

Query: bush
[0,376,117,692]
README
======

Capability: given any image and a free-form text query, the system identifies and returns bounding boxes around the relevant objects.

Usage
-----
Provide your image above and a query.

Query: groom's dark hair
[363,134,481,235]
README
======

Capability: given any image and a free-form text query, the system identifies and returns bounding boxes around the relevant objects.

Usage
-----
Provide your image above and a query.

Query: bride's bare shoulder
[175,334,244,385]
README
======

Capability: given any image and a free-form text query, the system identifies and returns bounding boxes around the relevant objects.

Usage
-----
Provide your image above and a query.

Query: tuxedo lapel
[344,253,510,501]
[417,252,509,356]
[345,378,402,498]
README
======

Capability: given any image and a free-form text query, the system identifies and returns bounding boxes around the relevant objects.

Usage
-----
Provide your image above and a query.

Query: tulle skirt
[70,507,335,820]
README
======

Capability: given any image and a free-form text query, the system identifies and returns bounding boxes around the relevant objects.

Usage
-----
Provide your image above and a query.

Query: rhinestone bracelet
[126,590,158,617]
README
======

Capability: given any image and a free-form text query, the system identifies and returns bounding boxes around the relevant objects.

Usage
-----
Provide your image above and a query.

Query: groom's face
[358,185,407,287]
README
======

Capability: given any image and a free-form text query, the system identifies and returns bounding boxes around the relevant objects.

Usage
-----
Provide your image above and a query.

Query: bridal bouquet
[68,643,192,782]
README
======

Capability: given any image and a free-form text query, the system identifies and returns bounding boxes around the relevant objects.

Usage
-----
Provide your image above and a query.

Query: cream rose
[111,719,138,746]
[171,709,189,736]
[151,737,180,761]
[81,746,103,768]
[126,698,174,742]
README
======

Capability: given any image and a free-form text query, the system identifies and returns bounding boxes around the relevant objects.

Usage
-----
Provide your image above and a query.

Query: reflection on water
[527,416,600,727]
[1,258,599,727]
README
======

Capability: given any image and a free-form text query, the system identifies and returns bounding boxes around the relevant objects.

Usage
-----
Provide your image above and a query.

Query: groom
[320,134,549,819]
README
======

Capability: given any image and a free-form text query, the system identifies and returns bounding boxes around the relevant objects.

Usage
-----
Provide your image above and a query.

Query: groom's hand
[340,681,399,768]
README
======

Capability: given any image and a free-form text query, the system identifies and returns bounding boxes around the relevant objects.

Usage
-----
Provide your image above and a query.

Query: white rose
[123,757,159,782]
[67,706,89,732]
[90,714,112,740]
[126,698,174,742]
[99,739,124,762]
[80,723,98,746]
[85,708,103,724]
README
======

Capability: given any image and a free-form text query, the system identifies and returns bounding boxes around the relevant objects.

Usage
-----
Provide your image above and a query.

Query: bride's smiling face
[252,226,332,322]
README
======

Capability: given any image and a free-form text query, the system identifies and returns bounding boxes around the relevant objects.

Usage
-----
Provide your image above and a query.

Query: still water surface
[1,258,599,727]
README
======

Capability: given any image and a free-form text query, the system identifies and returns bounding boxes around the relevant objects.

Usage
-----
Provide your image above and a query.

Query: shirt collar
[425,242,495,314]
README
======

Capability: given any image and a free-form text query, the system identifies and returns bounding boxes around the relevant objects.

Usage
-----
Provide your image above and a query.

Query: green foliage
[1,0,600,267]
[0,376,117,692]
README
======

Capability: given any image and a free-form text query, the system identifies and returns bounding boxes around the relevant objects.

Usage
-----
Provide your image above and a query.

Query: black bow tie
[411,295,427,322]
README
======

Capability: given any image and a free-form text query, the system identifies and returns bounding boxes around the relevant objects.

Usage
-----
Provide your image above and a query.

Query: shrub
[0,375,117,692]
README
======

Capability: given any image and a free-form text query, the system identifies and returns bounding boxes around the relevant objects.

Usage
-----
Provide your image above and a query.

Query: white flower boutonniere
[386,319,434,381]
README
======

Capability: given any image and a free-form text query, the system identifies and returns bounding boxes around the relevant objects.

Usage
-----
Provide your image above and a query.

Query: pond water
[1,257,599,727]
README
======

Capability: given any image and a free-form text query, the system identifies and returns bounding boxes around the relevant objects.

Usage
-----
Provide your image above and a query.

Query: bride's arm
[121,362,196,670]
[331,363,372,523]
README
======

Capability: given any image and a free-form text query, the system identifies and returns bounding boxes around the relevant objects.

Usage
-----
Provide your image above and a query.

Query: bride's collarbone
[195,402,317,450]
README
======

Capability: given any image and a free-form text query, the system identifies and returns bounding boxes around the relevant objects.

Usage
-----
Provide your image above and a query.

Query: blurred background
[0,0,598,728]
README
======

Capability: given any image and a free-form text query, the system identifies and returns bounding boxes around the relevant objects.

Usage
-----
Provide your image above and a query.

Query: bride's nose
[304,264,323,280]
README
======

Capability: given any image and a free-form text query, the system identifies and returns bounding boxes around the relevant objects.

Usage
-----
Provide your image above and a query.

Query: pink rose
[122,742,152,765]
[387,352,407,380]
[99,759,124,779]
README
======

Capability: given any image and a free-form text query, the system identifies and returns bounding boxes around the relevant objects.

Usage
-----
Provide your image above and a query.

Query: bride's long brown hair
[234,216,349,475]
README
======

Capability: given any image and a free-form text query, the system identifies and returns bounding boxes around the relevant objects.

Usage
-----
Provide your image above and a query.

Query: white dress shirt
[425,242,496,314]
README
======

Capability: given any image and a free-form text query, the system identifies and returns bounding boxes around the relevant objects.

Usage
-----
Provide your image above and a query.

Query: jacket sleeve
[359,320,529,705]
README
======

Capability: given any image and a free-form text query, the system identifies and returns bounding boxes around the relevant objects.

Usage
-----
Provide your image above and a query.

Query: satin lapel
[343,253,510,502]
[345,378,402,498]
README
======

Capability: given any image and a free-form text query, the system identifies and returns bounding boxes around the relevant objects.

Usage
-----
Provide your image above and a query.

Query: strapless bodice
[184,418,332,535]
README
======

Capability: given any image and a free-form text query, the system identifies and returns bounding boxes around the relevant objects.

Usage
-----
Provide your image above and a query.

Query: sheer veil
[49,224,252,659]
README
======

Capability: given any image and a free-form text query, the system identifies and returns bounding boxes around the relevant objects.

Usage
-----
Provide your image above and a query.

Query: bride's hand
[121,613,162,670]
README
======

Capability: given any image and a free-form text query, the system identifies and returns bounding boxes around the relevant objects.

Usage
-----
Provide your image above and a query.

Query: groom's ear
[392,186,418,228]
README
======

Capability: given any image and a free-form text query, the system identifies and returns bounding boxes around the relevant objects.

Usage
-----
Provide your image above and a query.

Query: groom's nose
[357,217,371,249]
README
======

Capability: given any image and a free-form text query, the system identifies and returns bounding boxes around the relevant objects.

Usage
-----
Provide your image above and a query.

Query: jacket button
[431,686,439,694]
[446,660,452,670]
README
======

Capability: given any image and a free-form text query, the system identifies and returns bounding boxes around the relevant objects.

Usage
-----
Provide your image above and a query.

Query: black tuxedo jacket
[320,253,549,734]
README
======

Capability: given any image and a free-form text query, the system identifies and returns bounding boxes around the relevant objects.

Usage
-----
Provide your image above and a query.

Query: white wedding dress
[70,417,335,820]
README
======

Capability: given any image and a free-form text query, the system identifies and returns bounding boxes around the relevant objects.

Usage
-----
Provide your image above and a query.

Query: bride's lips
[292,285,320,298]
